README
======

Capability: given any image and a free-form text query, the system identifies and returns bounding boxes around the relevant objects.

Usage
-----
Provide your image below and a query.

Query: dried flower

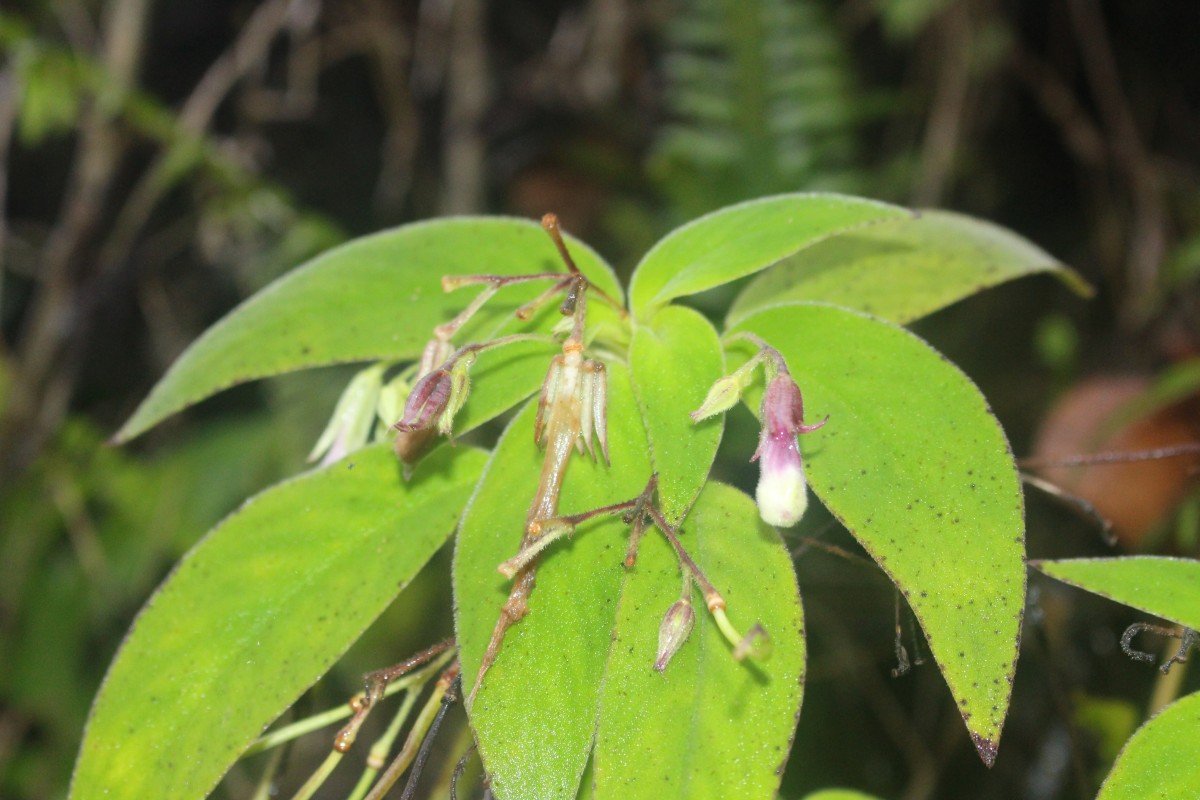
[752,369,826,527]
[654,598,696,672]
[308,364,386,466]
[535,346,608,463]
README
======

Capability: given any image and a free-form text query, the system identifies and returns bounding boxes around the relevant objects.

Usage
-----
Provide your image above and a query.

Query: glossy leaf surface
[1033,557,1200,629]
[630,305,724,523]
[115,218,621,443]
[454,364,652,800]
[70,444,487,800]
[727,210,1091,326]
[731,303,1024,764]
[1097,690,1200,800]
[592,482,805,799]
[628,193,909,319]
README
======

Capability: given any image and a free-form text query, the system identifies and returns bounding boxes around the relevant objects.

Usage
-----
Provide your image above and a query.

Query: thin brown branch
[912,2,972,206]
[0,67,18,339]
[1,0,151,481]
[98,0,296,269]
[439,0,489,214]
[1018,442,1200,469]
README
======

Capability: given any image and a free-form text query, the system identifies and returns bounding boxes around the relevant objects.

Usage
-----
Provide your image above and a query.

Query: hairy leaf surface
[727,210,1091,326]
[1097,690,1200,800]
[592,482,805,799]
[731,303,1024,765]
[116,218,621,443]
[630,305,724,524]
[628,193,908,319]
[454,364,652,800]
[1034,557,1200,629]
[71,444,487,800]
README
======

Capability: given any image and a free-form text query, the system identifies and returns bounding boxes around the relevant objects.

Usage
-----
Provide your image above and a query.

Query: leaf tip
[970,732,999,768]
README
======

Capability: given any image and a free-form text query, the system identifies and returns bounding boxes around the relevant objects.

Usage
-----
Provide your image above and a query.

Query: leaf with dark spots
[1033,557,1200,630]
[592,482,806,799]
[115,218,623,443]
[730,303,1024,765]
[71,444,487,800]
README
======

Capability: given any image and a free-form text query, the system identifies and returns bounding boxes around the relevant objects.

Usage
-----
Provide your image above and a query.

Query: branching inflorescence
[291,213,818,795]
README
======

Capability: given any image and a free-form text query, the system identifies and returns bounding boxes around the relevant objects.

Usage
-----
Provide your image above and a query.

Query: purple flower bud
[752,372,826,528]
[393,368,453,432]
[654,599,696,672]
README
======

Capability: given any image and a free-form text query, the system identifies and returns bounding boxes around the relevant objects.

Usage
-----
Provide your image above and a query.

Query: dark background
[2,1,1200,798]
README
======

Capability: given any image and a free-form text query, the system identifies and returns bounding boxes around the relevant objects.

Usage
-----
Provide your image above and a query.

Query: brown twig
[1018,442,1200,469]
[1,0,152,481]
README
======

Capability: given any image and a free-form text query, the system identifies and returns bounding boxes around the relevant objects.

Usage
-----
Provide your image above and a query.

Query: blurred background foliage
[1,1,1199,798]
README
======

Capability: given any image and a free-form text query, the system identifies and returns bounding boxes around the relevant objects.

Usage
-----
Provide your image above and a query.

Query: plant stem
[244,646,455,757]
[345,689,421,800]
[363,663,461,800]
[288,749,342,800]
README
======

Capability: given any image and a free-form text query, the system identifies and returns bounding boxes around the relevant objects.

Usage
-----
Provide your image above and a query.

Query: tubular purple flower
[752,370,826,528]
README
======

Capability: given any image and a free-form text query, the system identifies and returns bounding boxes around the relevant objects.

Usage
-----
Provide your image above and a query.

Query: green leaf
[454,363,653,800]
[1032,557,1200,630]
[114,218,622,443]
[456,338,559,435]
[800,791,888,800]
[1097,690,1200,800]
[730,303,1024,765]
[592,482,805,799]
[627,193,910,319]
[630,305,724,524]
[727,210,1092,327]
[70,444,487,800]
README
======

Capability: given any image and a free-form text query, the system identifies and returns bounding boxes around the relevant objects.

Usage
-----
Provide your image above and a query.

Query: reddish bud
[654,599,696,672]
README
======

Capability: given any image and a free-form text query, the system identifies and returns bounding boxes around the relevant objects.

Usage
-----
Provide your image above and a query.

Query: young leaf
[1032,557,1200,629]
[114,218,622,443]
[592,482,805,799]
[730,303,1024,766]
[726,210,1092,327]
[630,305,724,524]
[800,791,889,800]
[454,364,653,800]
[70,444,487,800]
[1096,690,1200,800]
[627,193,909,320]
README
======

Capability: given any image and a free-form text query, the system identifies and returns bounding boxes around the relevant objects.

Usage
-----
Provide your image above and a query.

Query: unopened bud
[654,599,696,673]
[376,374,411,427]
[689,373,749,422]
[394,368,453,433]
[308,364,386,466]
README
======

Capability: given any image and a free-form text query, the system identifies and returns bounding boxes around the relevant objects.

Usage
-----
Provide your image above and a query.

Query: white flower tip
[755,461,808,527]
